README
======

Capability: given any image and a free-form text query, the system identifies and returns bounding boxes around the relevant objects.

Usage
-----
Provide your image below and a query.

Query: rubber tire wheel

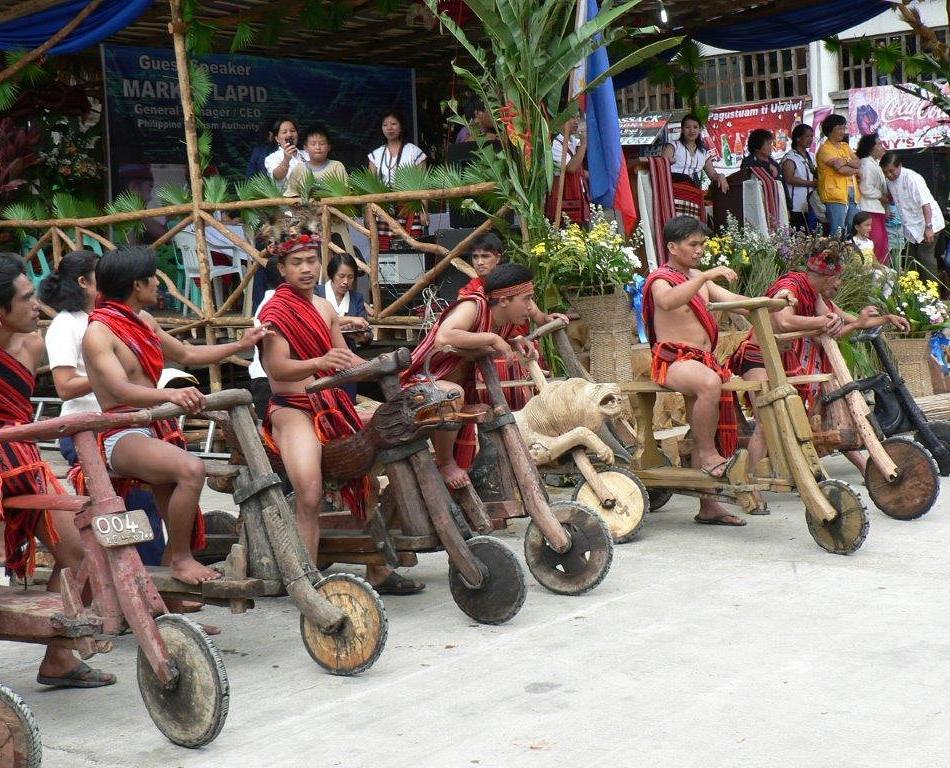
[572,467,647,544]
[807,479,870,555]
[864,436,940,520]
[300,573,388,676]
[448,536,527,625]
[916,419,950,477]
[0,685,41,768]
[523,501,614,595]
[645,454,674,512]
[136,614,230,748]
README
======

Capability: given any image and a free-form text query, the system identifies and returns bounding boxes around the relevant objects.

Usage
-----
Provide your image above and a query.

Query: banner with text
[847,84,950,149]
[102,45,415,199]
[705,97,806,173]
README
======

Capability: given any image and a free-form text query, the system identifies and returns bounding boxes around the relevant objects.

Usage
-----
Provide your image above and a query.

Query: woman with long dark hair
[781,123,818,231]
[661,114,729,220]
[856,131,890,263]
[264,117,309,188]
[368,112,428,249]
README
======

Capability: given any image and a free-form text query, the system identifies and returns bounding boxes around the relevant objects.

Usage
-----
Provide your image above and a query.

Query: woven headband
[279,233,320,255]
[488,281,534,300]
[806,250,843,276]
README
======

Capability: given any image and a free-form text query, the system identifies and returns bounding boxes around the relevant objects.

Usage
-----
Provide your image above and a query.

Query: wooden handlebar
[0,389,253,443]
[708,296,795,312]
[775,329,823,341]
[306,348,413,394]
[524,318,569,343]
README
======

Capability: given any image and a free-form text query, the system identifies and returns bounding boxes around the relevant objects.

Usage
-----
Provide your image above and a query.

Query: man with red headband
[643,215,793,527]
[82,247,270,587]
[729,239,909,477]
[0,253,116,687]
[457,233,568,409]
[401,261,538,490]
[258,235,424,595]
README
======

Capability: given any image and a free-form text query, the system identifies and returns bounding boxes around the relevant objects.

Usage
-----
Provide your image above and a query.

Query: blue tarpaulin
[613,0,892,89]
[0,0,153,55]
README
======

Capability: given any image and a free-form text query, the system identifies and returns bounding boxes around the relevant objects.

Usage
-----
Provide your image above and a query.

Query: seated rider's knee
[294,482,322,513]
[696,371,723,399]
[179,454,207,486]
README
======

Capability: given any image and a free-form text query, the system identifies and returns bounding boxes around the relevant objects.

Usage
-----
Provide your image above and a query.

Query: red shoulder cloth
[642,265,718,349]
[89,300,164,384]
[258,283,335,361]
[0,345,35,425]
[767,272,818,317]
[457,276,484,298]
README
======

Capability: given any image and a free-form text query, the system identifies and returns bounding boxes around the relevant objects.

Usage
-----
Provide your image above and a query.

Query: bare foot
[170,556,223,585]
[437,460,470,490]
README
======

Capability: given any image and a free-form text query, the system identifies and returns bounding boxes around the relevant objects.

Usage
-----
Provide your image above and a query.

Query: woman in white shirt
[263,117,309,189]
[781,123,818,232]
[368,112,427,249]
[856,131,890,263]
[660,113,728,222]
[40,251,167,564]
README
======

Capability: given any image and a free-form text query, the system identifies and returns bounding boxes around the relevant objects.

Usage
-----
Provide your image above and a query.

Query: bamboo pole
[150,213,195,250]
[365,203,381,319]
[369,204,445,256]
[318,182,495,207]
[23,230,52,263]
[156,269,202,316]
[326,205,370,237]
[0,0,67,25]
[170,0,220,390]
[379,206,509,319]
[0,203,195,229]
[0,0,105,85]
[213,260,259,317]
[51,227,62,268]
[199,210,267,267]
[320,204,331,282]
[54,227,77,253]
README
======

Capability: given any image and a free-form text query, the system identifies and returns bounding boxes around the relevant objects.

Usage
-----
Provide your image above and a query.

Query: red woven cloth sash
[671,179,706,220]
[0,347,62,577]
[258,285,368,515]
[89,300,164,384]
[642,265,719,350]
[649,156,675,263]
[68,407,206,550]
[262,393,370,519]
[400,291,492,468]
[750,166,780,232]
[651,342,738,456]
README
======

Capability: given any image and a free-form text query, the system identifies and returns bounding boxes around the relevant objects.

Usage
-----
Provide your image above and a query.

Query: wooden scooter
[779,329,941,520]
[621,296,871,555]
[0,684,40,768]
[152,390,388,677]
[0,403,232,749]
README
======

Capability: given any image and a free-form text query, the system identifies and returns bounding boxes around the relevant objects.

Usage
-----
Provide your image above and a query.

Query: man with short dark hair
[0,252,115,687]
[82,247,269,587]
[881,151,946,278]
[402,262,538,489]
[643,215,790,526]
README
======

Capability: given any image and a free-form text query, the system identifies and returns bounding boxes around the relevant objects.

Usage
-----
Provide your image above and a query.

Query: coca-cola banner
[704,97,806,173]
[848,84,950,149]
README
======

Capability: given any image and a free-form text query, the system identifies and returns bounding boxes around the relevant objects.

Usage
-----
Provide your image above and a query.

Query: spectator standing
[740,129,782,179]
[546,116,590,225]
[368,112,428,248]
[882,151,946,278]
[246,121,273,178]
[781,124,818,231]
[856,132,890,263]
[816,114,861,237]
[264,118,309,189]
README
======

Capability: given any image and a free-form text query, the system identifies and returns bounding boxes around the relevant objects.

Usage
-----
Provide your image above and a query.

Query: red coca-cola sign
[847,85,950,149]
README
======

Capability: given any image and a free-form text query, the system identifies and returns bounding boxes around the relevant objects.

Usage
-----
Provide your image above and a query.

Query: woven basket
[886,333,934,398]
[569,288,635,384]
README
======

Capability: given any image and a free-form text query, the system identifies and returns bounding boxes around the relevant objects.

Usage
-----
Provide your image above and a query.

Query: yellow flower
[531,242,546,256]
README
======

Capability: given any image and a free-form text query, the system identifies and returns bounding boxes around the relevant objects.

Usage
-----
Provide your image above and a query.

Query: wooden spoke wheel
[136,614,230,748]
[0,685,41,768]
[524,502,614,595]
[301,574,388,676]
[807,479,870,555]
[865,436,940,520]
[449,536,526,625]
[572,468,646,544]
[916,420,950,477]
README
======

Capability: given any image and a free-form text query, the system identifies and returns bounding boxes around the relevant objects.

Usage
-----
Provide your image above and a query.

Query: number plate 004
[91,510,154,548]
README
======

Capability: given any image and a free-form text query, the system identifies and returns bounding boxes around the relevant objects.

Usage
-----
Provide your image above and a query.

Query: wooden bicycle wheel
[300,574,388,676]
[916,420,950,477]
[0,685,40,768]
[572,468,646,544]
[806,479,870,555]
[865,436,940,520]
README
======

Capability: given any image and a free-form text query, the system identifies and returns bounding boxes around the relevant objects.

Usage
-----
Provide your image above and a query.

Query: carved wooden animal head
[369,382,467,448]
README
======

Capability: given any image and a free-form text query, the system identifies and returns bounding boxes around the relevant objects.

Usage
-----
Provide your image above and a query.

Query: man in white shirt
[882,152,946,277]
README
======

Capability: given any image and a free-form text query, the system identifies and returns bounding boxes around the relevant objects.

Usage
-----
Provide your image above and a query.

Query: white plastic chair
[173,231,243,316]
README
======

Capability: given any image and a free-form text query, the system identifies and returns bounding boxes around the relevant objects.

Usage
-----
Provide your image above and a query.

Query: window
[840,28,949,89]
[616,45,809,114]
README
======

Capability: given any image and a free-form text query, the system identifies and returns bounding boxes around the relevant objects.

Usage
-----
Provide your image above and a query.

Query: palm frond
[0,82,19,113]
[291,168,321,202]
[197,131,213,172]
[234,173,282,232]
[156,184,193,206]
[391,164,432,214]
[189,64,213,113]
[51,193,98,220]
[106,190,147,244]
[203,175,232,204]
[348,168,390,197]
[4,50,46,86]
[230,22,255,53]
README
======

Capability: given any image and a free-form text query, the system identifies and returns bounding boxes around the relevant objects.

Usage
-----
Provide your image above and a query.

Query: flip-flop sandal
[693,513,747,527]
[37,662,117,689]
[371,573,426,596]
[700,453,739,479]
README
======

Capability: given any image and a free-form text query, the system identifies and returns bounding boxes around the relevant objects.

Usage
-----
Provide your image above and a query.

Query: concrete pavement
[3,454,950,767]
